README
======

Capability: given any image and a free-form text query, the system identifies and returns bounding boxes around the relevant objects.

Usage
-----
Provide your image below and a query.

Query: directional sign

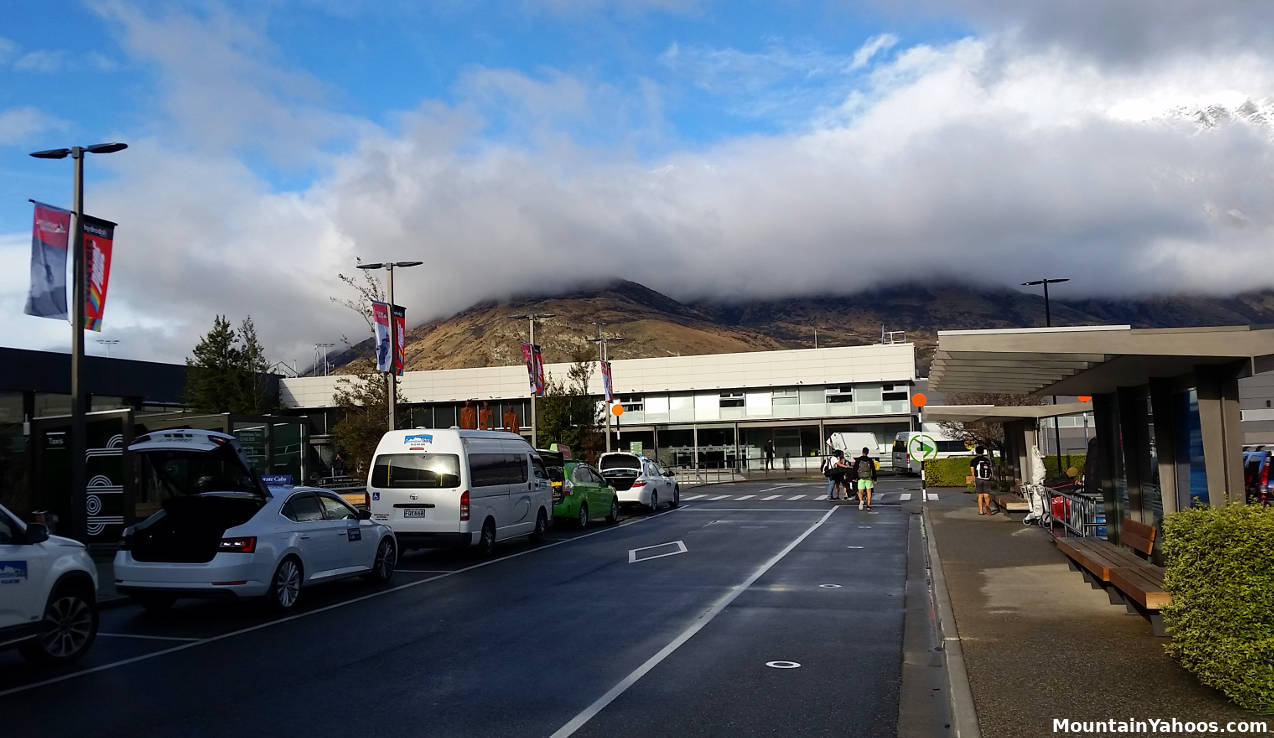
[908,434,938,461]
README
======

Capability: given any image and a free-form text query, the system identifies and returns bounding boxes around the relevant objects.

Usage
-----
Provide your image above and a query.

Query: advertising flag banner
[24,202,71,320]
[372,301,392,372]
[521,342,547,396]
[82,215,116,331]
[392,305,406,376]
[601,360,613,403]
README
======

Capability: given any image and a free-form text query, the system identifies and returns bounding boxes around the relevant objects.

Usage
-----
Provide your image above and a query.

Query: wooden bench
[993,492,1028,513]
[1054,518,1171,635]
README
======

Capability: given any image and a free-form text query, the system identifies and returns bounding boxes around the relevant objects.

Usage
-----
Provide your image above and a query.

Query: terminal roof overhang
[930,325,1274,396]
[922,403,1091,424]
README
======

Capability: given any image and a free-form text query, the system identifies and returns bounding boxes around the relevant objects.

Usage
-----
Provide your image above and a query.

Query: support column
[1149,379,1179,516]
[1196,363,1245,505]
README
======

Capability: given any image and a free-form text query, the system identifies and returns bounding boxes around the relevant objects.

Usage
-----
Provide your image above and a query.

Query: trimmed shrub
[1162,504,1274,712]
[1043,454,1086,479]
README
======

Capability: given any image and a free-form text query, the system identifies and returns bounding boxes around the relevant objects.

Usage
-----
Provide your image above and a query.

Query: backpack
[857,457,874,479]
[974,456,993,480]
[821,456,836,477]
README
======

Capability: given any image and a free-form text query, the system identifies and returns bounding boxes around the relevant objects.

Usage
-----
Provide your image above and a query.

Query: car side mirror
[358,509,372,521]
[25,523,49,544]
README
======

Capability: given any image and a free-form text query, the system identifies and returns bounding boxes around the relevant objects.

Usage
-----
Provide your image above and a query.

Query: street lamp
[588,324,625,453]
[357,260,422,432]
[1022,277,1070,475]
[315,343,336,376]
[30,141,127,542]
[509,313,555,446]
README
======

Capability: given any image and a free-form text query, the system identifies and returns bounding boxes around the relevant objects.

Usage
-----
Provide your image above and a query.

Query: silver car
[114,429,396,612]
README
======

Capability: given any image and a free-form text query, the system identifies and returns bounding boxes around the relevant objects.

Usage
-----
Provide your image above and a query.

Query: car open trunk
[600,470,639,491]
[129,495,264,563]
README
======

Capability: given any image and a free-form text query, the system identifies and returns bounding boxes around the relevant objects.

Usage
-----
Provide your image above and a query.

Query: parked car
[556,459,621,528]
[0,502,99,664]
[367,429,553,554]
[114,429,397,612]
[1243,448,1272,504]
[598,452,679,511]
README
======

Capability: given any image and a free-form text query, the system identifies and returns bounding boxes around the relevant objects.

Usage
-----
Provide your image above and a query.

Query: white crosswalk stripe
[900,493,912,501]
[787,495,804,500]
[736,495,754,500]
[927,493,939,501]
[708,494,730,501]
[762,495,781,500]
[684,495,705,500]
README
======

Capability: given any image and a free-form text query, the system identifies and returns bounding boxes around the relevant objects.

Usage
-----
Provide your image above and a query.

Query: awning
[930,325,1274,396]
[922,403,1091,424]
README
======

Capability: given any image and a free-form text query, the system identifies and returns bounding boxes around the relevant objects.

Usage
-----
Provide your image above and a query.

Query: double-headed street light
[509,313,555,446]
[1022,277,1071,475]
[357,261,422,432]
[30,141,127,542]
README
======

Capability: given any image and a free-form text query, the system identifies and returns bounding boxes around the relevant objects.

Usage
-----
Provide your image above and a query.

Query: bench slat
[1110,566,1171,610]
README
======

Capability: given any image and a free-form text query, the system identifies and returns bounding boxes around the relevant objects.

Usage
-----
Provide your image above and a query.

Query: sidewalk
[924,490,1259,738]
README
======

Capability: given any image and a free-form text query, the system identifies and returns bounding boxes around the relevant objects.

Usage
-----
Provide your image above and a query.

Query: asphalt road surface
[1,477,944,738]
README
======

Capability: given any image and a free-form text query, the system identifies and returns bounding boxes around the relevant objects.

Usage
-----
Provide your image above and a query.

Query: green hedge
[1162,504,1274,712]
[1043,454,1086,478]
[922,457,979,488]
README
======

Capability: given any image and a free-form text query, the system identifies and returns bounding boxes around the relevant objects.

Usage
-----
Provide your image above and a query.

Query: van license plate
[403,508,428,518]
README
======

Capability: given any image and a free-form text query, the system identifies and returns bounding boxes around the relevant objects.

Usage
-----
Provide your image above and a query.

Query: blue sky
[2,1,1273,367]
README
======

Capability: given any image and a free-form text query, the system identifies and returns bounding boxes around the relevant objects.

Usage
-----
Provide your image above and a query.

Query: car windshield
[600,454,642,471]
[371,453,462,489]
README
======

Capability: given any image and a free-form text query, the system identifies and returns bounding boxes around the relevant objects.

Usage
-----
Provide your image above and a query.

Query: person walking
[970,445,995,515]
[764,439,776,470]
[822,449,850,500]
[853,447,877,510]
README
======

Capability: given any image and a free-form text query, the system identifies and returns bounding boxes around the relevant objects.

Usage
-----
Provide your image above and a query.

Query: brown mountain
[324,281,1274,376]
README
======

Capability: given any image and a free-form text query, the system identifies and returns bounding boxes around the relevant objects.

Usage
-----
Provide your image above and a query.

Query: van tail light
[217,536,257,553]
[562,481,574,497]
[460,490,470,521]
[632,480,646,487]
[1262,462,1269,491]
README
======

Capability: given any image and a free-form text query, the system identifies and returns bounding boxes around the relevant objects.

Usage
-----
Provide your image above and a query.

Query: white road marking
[684,495,705,500]
[708,495,730,501]
[927,493,940,501]
[550,506,841,738]
[628,540,689,564]
[757,486,786,493]
[762,495,781,500]
[96,633,201,642]
[736,495,755,500]
[787,495,805,500]
[682,508,822,512]
[900,493,913,501]
[846,545,865,549]
[0,504,688,699]
[765,661,801,669]
[396,569,454,574]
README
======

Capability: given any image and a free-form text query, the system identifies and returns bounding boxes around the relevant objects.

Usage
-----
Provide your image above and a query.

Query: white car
[114,429,397,612]
[0,503,100,664]
[598,452,679,511]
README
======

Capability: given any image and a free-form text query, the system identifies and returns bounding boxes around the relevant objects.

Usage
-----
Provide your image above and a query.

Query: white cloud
[0,107,66,145]
[850,33,898,70]
[14,50,68,73]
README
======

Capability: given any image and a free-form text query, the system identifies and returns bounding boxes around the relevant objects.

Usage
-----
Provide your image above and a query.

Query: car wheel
[21,583,98,665]
[530,509,548,543]
[476,519,497,557]
[577,502,589,529]
[266,557,303,611]
[648,490,659,512]
[607,498,620,524]
[133,593,176,614]
[366,537,397,583]
[670,485,680,508]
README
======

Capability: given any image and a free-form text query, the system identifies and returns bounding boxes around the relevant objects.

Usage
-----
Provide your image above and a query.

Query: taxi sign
[964,438,976,450]
[908,434,938,461]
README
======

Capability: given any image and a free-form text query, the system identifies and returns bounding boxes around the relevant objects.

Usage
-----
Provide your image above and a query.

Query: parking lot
[1,478,940,738]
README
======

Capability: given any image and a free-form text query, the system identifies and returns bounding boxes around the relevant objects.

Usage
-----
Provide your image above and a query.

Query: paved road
[1,478,937,737]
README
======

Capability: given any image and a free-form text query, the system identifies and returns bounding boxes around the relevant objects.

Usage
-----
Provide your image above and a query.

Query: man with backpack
[969,446,996,515]
[852,447,877,510]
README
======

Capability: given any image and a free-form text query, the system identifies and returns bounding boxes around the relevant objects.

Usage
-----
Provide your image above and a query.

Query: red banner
[521,342,546,396]
[392,305,406,376]
[24,201,71,320]
[82,216,115,332]
[372,301,391,371]
[601,360,613,403]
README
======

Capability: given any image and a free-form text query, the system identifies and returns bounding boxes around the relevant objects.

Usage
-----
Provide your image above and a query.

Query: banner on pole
[372,301,392,372]
[24,201,71,320]
[601,360,613,403]
[521,342,546,396]
[82,216,115,332]
[392,304,406,376]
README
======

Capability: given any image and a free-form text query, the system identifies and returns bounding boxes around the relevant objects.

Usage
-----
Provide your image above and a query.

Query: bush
[1162,504,1274,712]
[921,457,991,491]
[1043,454,1086,478]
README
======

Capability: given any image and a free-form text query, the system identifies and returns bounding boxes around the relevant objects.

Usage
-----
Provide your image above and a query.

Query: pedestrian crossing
[680,491,938,503]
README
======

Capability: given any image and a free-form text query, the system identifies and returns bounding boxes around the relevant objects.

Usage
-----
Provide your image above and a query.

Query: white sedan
[114,429,397,612]
[598,452,680,511]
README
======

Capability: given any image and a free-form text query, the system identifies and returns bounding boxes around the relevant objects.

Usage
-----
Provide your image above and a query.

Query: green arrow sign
[908,434,938,461]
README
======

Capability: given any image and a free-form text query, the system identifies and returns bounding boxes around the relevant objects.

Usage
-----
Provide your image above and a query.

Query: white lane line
[762,495,781,500]
[396,569,455,574]
[684,495,705,500]
[787,495,805,500]
[550,505,841,738]
[96,633,201,643]
[735,495,755,501]
[900,493,913,501]
[682,508,821,512]
[0,504,687,699]
[708,495,730,501]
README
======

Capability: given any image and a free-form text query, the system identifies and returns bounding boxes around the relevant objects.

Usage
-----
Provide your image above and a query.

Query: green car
[541,453,620,528]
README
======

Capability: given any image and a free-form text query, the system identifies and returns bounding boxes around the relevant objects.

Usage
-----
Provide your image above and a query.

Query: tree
[184,315,275,414]
[537,350,604,462]
[329,261,386,356]
[936,391,1043,483]
[329,371,403,477]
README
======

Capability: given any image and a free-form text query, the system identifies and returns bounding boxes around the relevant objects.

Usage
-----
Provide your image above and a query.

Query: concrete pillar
[1149,379,1179,515]
[1196,363,1245,505]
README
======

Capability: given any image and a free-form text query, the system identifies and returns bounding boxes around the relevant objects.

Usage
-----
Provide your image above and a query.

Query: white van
[367,429,553,555]
[891,430,971,475]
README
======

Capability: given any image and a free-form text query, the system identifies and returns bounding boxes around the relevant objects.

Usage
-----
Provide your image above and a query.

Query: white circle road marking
[818,584,842,589]
[766,661,801,669]
[846,545,865,549]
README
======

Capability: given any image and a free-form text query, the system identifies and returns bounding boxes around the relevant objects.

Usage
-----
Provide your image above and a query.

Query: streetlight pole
[509,313,554,447]
[357,260,422,433]
[30,142,126,541]
[316,343,335,376]
[1022,277,1070,476]
[589,324,624,453]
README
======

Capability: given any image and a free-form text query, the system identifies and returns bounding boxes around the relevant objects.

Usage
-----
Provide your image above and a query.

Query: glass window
[469,453,528,487]
[531,457,549,482]
[772,389,799,406]
[600,453,643,471]
[370,453,461,489]
[571,465,591,483]
[617,395,644,412]
[319,495,358,520]
[882,384,908,402]
[719,392,745,408]
[282,494,324,522]
[825,386,854,403]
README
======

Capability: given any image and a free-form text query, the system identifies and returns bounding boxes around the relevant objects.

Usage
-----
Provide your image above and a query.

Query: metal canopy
[930,325,1274,396]
[922,403,1091,424]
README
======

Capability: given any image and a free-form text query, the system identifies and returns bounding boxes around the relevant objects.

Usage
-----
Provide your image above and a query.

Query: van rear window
[371,454,461,489]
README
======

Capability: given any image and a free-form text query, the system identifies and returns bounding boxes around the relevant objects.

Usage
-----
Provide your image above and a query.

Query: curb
[922,506,981,738]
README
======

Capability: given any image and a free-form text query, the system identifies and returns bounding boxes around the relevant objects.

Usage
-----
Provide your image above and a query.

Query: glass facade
[613,383,911,425]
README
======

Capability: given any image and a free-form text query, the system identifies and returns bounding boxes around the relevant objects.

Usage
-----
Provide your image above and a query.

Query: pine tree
[184,315,241,413]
